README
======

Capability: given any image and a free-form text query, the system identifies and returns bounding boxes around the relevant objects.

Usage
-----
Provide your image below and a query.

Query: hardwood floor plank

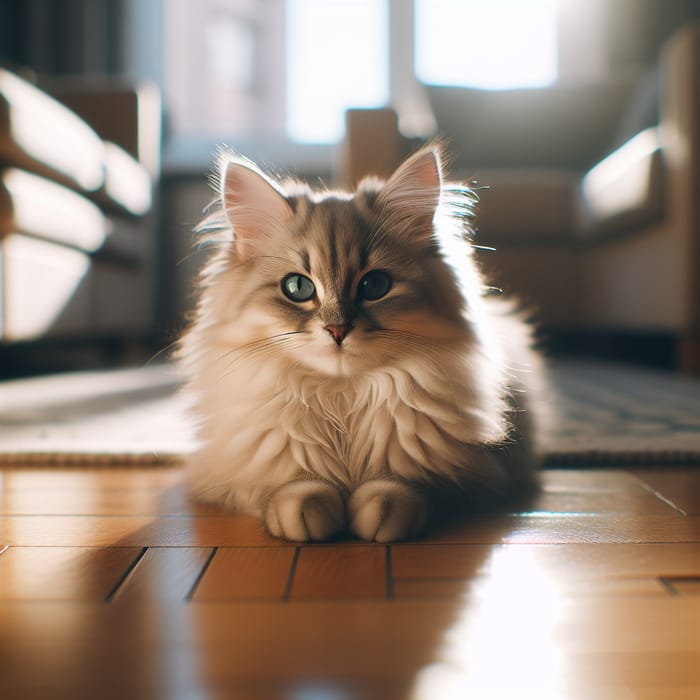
[0,467,183,491]
[3,512,700,547]
[633,688,700,699]
[424,514,700,544]
[632,468,700,515]
[529,479,681,515]
[392,579,468,598]
[112,546,213,602]
[565,652,700,686]
[0,514,287,547]
[392,543,700,580]
[0,546,140,601]
[664,578,700,596]
[2,598,699,648]
[292,545,387,599]
[1,599,699,687]
[540,469,645,491]
[192,546,297,601]
[392,543,492,579]
[393,576,668,599]
[0,485,220,516]
[0,600,455,700]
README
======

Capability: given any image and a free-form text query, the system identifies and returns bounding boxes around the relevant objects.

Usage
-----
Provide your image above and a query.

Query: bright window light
[286,0,389,143]
[416,0,559,90]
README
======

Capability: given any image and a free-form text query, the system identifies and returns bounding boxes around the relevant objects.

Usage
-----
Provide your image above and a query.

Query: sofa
[0,69,160,354]
[339,22,700,374]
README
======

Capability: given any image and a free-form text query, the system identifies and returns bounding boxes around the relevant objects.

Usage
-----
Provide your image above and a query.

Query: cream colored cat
[180,146,546,542]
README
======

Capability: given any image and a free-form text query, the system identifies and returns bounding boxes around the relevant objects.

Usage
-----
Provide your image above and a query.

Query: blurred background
[1,0,699,378]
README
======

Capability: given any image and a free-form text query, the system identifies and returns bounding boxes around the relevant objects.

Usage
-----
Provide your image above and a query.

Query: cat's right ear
[220,156,293,260]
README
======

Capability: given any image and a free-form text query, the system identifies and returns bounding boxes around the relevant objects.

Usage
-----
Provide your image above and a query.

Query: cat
[179,145,547,542]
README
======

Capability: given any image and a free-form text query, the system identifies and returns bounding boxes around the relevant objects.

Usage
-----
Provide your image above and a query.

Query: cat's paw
[265,481,346,542]
[349,480,428,543]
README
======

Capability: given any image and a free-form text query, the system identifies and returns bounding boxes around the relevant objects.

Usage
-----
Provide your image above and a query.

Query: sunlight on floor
[411,546,566,699]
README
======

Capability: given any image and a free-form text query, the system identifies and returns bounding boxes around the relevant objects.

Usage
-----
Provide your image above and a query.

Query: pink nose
[324,324,352,345]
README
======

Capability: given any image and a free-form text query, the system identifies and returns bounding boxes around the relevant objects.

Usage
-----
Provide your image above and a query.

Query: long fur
[178,146,547,541]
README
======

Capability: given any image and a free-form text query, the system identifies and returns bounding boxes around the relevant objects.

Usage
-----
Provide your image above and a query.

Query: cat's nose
[324,323,353,345]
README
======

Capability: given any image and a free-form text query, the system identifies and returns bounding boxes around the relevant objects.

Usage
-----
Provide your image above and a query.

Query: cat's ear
[375,146,442,240]
[220,156,293,260]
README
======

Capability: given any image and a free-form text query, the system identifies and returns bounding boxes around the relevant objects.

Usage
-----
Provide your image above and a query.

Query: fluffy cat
[179,145,546,542]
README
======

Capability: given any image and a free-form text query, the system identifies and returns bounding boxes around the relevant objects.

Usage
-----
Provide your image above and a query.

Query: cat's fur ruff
[179,146,546,542]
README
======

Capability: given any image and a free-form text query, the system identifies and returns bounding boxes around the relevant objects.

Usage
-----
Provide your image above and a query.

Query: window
[159,0,560,165]
[415,0,559,90]
[286,0,388,143]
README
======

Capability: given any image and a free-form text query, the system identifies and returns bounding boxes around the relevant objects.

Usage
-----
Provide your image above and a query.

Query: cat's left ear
[220,156,293,260]
[376,146,442,240]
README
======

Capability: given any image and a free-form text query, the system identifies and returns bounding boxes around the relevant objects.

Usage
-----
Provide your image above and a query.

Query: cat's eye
[282,274,315,302]
[358,270,392,301]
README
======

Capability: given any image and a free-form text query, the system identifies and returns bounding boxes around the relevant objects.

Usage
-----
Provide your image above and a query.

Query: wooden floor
[1,465,699,699]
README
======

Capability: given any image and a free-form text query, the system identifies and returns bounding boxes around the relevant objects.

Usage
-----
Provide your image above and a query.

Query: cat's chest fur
[190,351,507,507]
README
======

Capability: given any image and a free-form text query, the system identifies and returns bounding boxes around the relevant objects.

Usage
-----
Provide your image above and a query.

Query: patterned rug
[0,360,698,467]
[543,361,700,466]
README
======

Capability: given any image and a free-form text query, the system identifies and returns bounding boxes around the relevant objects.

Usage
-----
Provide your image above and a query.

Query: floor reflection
[411,546,566,699]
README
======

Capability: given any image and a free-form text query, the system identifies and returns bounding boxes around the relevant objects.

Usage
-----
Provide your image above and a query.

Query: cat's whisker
[370,328,463,358]
[218,342,298,372]
[214,334,308,380]
[146,337,181,366]
[214,331,306,360]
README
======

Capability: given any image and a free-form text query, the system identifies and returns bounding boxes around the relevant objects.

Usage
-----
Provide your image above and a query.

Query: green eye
[358,270,392,301]
[282,274,315,302]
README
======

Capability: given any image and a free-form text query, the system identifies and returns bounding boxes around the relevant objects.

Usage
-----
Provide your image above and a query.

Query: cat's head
[200,146,481,377]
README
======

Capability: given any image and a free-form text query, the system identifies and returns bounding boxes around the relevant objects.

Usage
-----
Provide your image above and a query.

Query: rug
[0,364,191,465]
[542,361,700,466]
[0,360,698,467]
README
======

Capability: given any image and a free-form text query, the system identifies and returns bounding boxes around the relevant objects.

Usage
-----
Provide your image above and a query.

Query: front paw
[349,480,428,543]
[265,481,346,542]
